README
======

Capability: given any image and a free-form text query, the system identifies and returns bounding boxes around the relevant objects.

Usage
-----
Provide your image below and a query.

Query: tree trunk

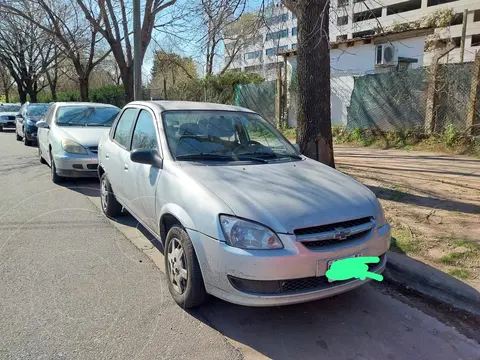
[122,65,134,103]
[79,77,89,102]
[51,88,57,101]
[5,88,9,103]
[288,0,335,168]
[18,89,27,103]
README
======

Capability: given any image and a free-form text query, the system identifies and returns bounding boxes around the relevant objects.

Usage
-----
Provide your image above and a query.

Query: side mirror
[130,148,163,168]
[36,120,49,129]
[293,144,300,153]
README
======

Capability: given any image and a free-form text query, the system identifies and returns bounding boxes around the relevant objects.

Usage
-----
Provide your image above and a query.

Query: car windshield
[27,104,50,117]
[162,110,299,162]
[56,106,120,127]
[0,104,21,113]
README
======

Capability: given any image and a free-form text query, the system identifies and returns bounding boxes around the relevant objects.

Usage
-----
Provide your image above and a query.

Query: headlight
[374,199,386,227]
[220,215,283,250]
[61,139,87,154]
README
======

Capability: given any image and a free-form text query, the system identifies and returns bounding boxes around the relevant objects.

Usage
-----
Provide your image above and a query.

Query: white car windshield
[27,104,50,117]
[162,110,299,162]
[56,106,120,127]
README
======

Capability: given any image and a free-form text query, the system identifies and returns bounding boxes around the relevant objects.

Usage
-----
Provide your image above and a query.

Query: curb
[384,251,480,317]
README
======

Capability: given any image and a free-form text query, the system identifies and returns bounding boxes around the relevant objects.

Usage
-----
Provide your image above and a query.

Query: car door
[104,107,139,205]
[124,108,163,232]
[16,104,25,136]
[38,106,54,160]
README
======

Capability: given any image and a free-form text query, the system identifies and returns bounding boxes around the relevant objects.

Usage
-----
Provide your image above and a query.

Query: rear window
[0,105,21,113]
[56,106,120,127]
[27,104,50,117]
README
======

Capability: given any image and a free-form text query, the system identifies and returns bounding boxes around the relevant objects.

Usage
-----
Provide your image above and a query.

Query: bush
[166,72,264,105]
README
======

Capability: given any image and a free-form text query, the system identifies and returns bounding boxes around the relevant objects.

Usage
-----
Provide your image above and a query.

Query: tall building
[223,0,480,79]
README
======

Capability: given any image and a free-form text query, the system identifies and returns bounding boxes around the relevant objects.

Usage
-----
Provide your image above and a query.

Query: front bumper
[52,151,99,178]
[0,120,15,129]
[189,223,391,307]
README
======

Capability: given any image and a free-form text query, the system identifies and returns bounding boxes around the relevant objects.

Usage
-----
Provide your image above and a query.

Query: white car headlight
[374,198,387,227]
[220,215,283,250]
[61,139,87,154]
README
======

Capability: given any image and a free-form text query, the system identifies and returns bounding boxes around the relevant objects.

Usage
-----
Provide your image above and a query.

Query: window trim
[111,107,140,151]
[129,107,163,158]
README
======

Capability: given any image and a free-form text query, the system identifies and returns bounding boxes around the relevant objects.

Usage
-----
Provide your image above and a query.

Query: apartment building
[223,0,480,79]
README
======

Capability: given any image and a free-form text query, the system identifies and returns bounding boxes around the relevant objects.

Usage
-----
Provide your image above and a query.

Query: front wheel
[100,173,122,217]
[23,133,31,146]
[38,147,46,164]
[16,130,22,141]
[165,226,207,308]
[50,154,63,184]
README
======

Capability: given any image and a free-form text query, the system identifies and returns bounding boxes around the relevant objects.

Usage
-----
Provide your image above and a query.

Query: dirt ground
[334,145,480,290]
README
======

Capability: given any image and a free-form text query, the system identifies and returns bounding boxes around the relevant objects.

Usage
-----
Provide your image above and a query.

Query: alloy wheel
[167,237,188,295]
[100,179,108,212]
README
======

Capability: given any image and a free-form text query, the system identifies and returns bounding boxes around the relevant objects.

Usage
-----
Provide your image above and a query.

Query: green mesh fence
[235,81,277,126]
[347,68,428,132]
[347,63,480,133]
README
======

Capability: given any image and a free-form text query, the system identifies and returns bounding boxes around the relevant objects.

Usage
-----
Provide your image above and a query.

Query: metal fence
[234,81,277,126]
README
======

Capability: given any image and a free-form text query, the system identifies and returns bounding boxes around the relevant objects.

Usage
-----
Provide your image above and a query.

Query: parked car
[37,102,121,183]
[0,103,21,132]
[15,102,52,145]
[98,101,391,308]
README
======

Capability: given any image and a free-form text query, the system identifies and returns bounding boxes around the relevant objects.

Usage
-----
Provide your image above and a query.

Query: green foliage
[332,126,480,157]
[166,72,263,105]
[34,85,127,107]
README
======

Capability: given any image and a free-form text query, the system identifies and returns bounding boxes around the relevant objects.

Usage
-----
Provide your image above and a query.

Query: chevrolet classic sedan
[97,101,391,308]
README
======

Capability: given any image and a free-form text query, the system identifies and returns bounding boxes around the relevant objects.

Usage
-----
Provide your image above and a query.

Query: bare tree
[0,0,112,101]
[0,63,14,102]
[0,12,56,102]
[74,0,177,101]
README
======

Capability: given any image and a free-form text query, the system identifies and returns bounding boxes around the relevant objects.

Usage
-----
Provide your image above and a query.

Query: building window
[279,45,288,52]
[266,13,289,26]
[336,35,348,41]
[451,36,461,48]
[244,51,262,60]
[352,30,375,38]
[292,43,297,50]
[354,8,381,22]
[292,27,297,36]
[337,16,348,26]
[338,0,348,7]
[376,45,383,64]
[266,29,288,41]
[472,34,480,47]
[266,48,276,56]
[427,0,458,6]
[387,0,421,15]
[292,12,297,19]
[474,10,480,22]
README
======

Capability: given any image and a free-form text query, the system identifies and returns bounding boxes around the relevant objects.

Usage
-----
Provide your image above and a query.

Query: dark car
[15,102,52,145]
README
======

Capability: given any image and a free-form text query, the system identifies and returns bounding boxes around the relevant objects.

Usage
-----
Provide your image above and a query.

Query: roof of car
[53,102,119,108]
[129,100,256,114]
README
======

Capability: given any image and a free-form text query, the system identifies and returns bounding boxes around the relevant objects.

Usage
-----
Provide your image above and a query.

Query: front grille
[88,146,98,154]
[228,255,385,295]
[301,230,370,249]
[294,217,374,250]
[294,217,372,236]
[86,164,98,170]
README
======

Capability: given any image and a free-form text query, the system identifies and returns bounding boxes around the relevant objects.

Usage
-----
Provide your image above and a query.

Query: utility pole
[133,0,142,101]
[460,9,468,64]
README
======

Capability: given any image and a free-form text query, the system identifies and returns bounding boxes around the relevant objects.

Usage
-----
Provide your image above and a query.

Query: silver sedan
[98,101,391,308]
[37,102,120,183]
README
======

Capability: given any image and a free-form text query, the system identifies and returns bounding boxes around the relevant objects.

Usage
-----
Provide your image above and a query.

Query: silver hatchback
[98,101,390,308]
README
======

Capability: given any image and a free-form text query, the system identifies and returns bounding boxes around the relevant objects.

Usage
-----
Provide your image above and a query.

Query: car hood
[181,158,378,234]
[56,127,109,147]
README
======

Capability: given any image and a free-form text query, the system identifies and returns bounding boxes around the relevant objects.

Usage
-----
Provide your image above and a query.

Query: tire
[50,153,63,184]
[100,173,122,217]
[15,130,22,141]
[38,147,46,164]
[165,225,207,308]
[23,132,31,146]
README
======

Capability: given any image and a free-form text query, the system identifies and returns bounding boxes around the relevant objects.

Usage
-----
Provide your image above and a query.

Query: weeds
[448,269,471,280]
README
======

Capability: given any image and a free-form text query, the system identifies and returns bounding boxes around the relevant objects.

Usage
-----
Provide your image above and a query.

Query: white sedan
[37,102,120,183]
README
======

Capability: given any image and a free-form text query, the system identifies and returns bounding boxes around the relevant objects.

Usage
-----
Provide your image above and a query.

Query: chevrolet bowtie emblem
[333,228,351,240]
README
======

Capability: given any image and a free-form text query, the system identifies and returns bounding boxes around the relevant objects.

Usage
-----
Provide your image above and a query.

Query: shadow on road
[62,178,100,198]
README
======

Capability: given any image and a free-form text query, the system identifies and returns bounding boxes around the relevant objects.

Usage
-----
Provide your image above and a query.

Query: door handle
[124,164,128,171]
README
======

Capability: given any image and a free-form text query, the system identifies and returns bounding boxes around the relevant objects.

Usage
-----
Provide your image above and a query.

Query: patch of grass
[280,127,296,140]
[390,228,420,254]
[448,268,471,280]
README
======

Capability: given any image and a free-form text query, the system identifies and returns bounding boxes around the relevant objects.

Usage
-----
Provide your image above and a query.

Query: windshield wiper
[176,153,267,163]
[236,152,302,160]
[86,123,109,126]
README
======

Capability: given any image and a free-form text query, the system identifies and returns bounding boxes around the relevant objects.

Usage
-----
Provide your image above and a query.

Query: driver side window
[130,110,158,151]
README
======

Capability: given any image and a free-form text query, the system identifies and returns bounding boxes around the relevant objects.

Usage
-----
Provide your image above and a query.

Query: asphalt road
[0,130,479,360]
